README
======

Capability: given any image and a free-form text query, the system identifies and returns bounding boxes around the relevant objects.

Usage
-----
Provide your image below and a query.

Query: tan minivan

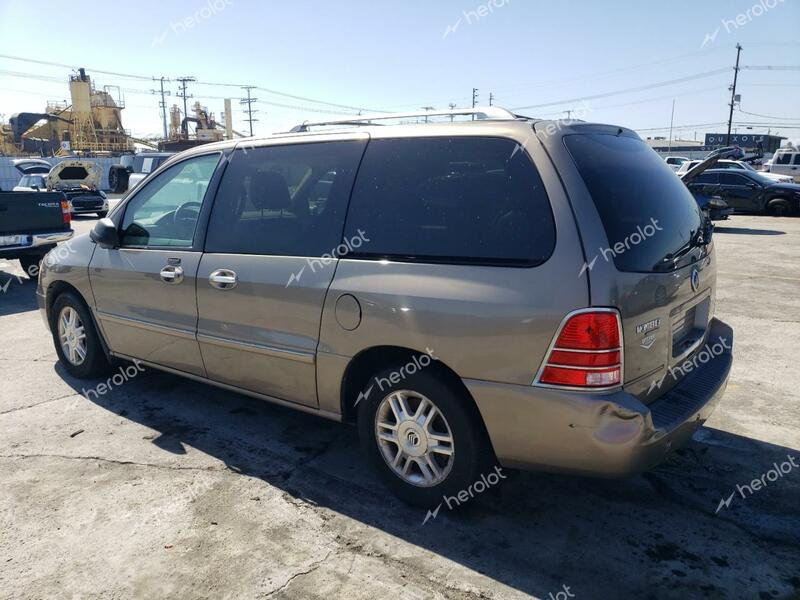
[37,107,733,505]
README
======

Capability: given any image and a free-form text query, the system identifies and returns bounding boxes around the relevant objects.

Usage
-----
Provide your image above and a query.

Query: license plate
[0,235,30,247]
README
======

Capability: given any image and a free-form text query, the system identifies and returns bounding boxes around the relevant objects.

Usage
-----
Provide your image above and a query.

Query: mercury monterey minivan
[37,107,733,505]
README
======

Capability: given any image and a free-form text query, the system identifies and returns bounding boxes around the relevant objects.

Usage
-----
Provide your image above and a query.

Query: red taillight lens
[538,310,623,388]
[61,196,71,225]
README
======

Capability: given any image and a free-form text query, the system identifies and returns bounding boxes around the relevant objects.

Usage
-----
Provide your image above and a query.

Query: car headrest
[250,171,291,211]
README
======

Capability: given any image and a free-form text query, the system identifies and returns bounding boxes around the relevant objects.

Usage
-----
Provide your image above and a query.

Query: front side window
[343,136,555,265]
[719,173,751,186]
[692,173,718,184]
[205,141,366,256]
[120,154,220,247]
[775,153,792,165]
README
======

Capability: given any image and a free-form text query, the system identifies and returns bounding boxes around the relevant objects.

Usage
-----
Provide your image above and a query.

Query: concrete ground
[1,212,798,600]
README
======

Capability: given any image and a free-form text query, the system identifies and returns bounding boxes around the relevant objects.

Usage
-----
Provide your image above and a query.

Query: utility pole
[176,76,196,137]
[726,43,742,146]
[448,102,457,122]
[150,77,171,140]
[240,86,258,136]
[421,106,435,123]
[564,109,572,119]
[472,88,478,120]
[488,93,494,106]
[668,99,676,153]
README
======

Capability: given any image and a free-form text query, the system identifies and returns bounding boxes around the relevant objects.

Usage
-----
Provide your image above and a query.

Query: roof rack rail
[289,106,518,132]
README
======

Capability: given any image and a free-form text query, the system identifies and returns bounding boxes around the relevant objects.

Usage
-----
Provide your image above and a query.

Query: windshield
[565,133,703,273]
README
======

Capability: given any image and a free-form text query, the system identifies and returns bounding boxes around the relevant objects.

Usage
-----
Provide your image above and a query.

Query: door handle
[209,269,238,290]
[160,265,184,284]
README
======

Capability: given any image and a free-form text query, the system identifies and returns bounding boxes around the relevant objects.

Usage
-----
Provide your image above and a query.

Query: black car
[686,169,800,216]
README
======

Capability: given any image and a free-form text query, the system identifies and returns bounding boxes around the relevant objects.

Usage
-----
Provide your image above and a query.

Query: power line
[511,68,731,111]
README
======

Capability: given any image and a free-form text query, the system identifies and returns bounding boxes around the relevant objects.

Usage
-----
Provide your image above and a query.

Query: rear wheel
[108,167,128,194]
[766,198,791,217]
[51,292,111,378]
[357,366,496,507]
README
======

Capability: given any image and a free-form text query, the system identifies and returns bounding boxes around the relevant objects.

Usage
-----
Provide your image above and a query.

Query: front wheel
[50,292,111,378]
[766,198,791,217]
[357,366,496,507]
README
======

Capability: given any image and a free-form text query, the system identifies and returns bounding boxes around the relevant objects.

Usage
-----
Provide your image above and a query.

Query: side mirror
[90,218,120,249]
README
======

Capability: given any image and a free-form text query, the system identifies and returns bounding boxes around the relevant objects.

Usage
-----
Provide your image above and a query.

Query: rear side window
[205,141,366,256]
[343,137,555,265]
[719,173,750,185]
[692,173,717,184]
[565,134,703,273]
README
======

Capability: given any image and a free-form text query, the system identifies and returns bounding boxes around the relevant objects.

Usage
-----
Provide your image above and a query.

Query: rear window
[342,136,555,266]
[565,133,703,273]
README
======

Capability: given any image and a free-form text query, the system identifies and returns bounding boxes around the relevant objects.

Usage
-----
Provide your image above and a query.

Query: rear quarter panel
[316,123,589,415]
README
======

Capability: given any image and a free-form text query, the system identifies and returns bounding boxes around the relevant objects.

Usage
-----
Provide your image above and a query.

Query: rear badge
[691,269,700,292]
[636,318,661,335]
[640,334,657,350]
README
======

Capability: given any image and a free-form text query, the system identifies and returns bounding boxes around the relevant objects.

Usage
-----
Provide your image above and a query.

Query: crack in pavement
[264,546,336,598]
[0,392,78,416]
[0,453,232,473]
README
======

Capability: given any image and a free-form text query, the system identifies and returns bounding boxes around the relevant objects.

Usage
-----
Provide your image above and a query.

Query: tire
[18,254,44,280]
[50,291,111,379]
[108,167,128,194]
[97,211,108,218]
[357,365,496,507]
[766,198,791,217]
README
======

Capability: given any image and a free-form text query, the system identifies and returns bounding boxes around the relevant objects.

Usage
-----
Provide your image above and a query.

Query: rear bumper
[467,318,733,476]
[0,230,73,258]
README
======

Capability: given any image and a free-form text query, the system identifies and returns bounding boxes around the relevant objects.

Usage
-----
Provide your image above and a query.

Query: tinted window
[343,137,555,265]
[205,141,366,256]
[121,154,220,247]
[565,133,703,273]
[692,173,717,184]
[794,154,800,165]
[776,153,792,165]
[719,173,751,185]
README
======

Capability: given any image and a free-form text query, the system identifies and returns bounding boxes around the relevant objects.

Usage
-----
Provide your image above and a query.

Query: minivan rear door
[196,136,368,408]
[546,125,721,403]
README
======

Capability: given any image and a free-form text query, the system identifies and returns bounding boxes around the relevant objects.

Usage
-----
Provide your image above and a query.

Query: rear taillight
[61,195,71,225]
[536,310,623,389]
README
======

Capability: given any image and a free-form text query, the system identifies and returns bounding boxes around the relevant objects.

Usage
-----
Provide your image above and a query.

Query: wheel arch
[339,345,496,455]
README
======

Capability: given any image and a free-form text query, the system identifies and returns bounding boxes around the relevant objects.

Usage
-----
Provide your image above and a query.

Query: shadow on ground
[58,364,800,599]
[0,265,38,317]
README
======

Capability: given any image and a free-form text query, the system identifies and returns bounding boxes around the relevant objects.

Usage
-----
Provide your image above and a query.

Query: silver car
[37,107,733,505]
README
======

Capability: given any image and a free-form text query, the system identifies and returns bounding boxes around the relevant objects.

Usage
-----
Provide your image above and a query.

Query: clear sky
[1,0,798,143]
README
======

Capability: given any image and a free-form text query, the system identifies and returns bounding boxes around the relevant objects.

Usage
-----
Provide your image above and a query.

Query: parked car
[677,155,734,221]
[11,159,109,217]
[709,159,792,183]
[685,169,800,216]
[0,190,73,277]
[769,147,800,182]
[36,108,733,505]
[664,156,690,172]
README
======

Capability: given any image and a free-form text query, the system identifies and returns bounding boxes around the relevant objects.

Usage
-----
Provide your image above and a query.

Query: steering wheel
[173,201,202,227]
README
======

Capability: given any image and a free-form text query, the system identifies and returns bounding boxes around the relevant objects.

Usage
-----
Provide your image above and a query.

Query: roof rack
[289,106,519,133]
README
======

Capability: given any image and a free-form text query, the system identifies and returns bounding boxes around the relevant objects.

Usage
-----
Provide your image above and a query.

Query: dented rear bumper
[467,318,733,476]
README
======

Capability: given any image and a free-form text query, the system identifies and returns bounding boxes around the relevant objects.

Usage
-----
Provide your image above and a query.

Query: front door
[196,137,367,407]
[717,172,759,211]
[90,153,222,376]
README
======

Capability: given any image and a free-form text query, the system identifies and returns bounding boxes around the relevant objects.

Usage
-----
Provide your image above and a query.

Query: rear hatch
[0,192,69,235]
[12,158,52,175]
[560,129,719,403]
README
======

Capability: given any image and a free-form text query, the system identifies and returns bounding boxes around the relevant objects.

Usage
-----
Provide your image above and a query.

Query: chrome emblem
[405,431,421,447]
[691,269,700,292]
[636,318,661,335]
